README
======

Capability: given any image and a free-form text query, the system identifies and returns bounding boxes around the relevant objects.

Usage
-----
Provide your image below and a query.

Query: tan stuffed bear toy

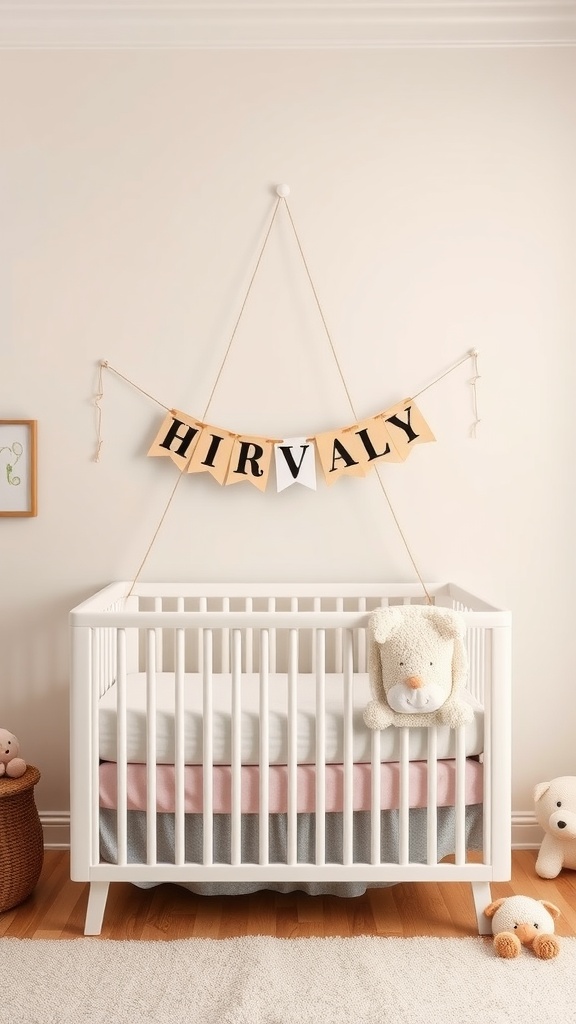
[0,729,27,779]
[363,605,474,731]
[534,776,576,878]
[484,895,561,959]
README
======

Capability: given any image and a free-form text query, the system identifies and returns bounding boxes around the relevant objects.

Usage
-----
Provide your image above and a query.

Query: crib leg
[84,881,110,936]
[471,881,492,935]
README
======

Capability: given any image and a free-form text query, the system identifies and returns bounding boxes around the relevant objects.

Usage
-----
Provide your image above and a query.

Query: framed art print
[0,420,37,517]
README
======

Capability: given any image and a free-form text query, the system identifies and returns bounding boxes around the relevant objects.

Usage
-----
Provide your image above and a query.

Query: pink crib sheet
[99,758,483,815]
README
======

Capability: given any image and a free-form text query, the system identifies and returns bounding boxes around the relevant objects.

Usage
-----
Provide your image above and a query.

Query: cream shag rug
[3,935,576,1024]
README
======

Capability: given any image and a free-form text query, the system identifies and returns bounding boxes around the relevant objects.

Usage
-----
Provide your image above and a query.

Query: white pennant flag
[274,437,317,492]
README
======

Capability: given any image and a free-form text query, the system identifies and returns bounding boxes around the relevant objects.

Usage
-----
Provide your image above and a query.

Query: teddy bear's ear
[540,901,561,920]
[369,607,404,644]
[534,782,550,803]
[483,898,506,918]
[423,608,466,641]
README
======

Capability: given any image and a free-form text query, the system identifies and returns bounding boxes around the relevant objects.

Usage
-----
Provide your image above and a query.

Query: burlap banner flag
[225,435,274,491]
[147,410,203,470]
[146,399,434,491]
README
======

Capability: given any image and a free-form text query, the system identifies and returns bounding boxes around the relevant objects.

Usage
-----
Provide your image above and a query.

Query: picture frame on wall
[0,420,38,517]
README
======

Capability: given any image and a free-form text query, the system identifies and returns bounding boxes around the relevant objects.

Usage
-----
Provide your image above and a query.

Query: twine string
[282,198,432,602]
[93,360,106,462]
[468,349,481,438]
[127,196,283,596]
[95,196,479,604]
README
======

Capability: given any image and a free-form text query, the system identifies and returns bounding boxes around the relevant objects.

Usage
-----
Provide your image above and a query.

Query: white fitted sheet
[98,672,484,765]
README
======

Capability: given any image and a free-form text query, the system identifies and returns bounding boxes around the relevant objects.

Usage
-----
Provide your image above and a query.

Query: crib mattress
[98,672,483,765]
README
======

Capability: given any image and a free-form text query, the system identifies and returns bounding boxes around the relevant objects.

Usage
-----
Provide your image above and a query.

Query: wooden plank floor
[2,850,576,940]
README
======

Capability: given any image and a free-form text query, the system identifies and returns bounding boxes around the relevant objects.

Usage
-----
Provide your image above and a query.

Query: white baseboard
[41,813,71,850]
[511,812,543,850]
[42,812,543,852]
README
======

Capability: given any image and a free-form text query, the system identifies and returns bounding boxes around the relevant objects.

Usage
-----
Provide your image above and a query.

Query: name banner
[146,399,435,493]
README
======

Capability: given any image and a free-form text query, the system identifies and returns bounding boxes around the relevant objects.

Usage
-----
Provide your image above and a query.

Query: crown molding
[0,2,575,50]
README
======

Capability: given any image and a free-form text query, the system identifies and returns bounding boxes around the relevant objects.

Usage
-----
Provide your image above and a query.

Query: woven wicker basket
[0,765,44,914]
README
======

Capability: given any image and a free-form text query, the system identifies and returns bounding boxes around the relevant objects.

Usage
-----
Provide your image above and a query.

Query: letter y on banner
[274,437,317,492]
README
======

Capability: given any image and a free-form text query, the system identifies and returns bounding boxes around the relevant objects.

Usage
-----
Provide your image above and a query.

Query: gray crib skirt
[99,806,483,897]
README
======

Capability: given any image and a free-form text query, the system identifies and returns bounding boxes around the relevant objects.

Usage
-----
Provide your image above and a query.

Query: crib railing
[70,582,511,935]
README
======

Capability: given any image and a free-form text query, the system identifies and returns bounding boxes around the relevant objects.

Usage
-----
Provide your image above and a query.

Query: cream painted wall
[1,49,575,834]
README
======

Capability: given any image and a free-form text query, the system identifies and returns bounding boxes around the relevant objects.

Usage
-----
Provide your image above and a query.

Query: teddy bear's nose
[557,821,567,829]
[406,676,423,689]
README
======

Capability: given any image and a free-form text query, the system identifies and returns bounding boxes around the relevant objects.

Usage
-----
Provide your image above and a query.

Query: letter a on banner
[274,437,317,492]
[314,428,368,485]
[147,410,203,470]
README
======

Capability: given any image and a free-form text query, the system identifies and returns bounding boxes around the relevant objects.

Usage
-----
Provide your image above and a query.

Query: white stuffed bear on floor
[363,605,474,731]
[484,895,561,959]
[534,776,576,878]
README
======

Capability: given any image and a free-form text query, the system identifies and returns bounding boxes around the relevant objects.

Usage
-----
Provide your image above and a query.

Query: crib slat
[455,726,466,865]
[146,630,157,865]
[398,727,410,865]
[370,728,381,865]
[91,630,100,864]
[231,629,242,866]
[259,629,270,865]
[427,727,438,865]
[203,630,213,866]
[153,597,163,670]
[287,628,298,866]
[335,597,344,673]
[343,629,354,866]
[315,629,326,867]
[221,597,230,674]
[116,628,128,867]
[198,597,207,673]
[268,598,276,671]
[482,630,493,862]
[174,627,185,866]
[311,597,319,671]
[245,598,253,673]
[357,597,367,673]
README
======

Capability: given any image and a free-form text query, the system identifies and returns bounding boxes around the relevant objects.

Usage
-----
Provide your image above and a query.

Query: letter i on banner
[274,437,317,492]
[186,424,237,485]
[147,410,203,470]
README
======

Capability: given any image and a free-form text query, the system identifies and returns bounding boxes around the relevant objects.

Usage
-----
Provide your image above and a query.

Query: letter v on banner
[274,437,317,492]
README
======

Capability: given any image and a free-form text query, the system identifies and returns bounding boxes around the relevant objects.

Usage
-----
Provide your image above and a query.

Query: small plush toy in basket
[0,729,27,779]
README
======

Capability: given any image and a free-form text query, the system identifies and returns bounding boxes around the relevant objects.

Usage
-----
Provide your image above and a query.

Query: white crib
[69,581,511,936]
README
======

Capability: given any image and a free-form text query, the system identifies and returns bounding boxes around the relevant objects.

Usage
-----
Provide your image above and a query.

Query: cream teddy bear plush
[363,605,473,730]
[484,895,561,959]
[534,776,576,878]
[0,729,27,779]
